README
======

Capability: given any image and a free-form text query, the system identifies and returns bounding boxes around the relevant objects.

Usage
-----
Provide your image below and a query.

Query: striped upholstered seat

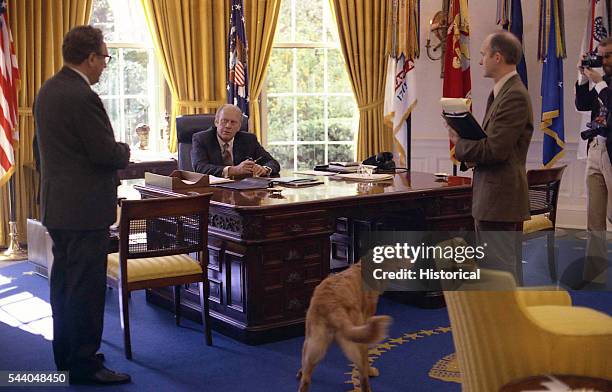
[107,253,202,283]
[106,193,212,360]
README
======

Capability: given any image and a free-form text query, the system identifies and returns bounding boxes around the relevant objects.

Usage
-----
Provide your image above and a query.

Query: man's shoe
[95,352,105,362]
[70,367,131,385]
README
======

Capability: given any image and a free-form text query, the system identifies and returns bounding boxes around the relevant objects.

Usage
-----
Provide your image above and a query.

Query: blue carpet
[0,261,458,392]
[1,231,610,391]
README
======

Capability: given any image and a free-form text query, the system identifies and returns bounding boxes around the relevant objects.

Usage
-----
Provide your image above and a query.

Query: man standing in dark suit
[448,31,534,282]
[34,26,131,384]
[575,37,612,284]
[191,104,280,177]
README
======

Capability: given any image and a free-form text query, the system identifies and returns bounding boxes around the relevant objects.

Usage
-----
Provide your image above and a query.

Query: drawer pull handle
[286,272,302,284]
[288,223,303,233]
[284,249,303,262]
[287,298,302,311]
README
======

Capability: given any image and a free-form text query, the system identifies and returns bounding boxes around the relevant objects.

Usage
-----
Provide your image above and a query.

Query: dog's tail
[329,313,392,344]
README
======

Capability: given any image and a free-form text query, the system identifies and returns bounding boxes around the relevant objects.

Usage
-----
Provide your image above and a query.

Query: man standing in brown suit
[448,31,534,282]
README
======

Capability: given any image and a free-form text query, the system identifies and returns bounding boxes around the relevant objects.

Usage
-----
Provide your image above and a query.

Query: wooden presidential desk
[134,172,472,344]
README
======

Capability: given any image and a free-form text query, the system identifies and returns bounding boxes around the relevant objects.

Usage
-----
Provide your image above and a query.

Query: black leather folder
[443,112,487,140]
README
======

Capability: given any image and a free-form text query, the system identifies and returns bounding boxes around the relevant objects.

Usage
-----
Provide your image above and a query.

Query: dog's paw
[368,366,379,377]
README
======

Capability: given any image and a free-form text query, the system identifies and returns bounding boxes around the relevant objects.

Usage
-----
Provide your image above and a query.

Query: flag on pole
[0,0,20,187]
[443,0,471,164]
[577,0,609,160]
[497,0,528,88]
[227,0,249,117]
[384,0,419,168]
[539,0,566,168]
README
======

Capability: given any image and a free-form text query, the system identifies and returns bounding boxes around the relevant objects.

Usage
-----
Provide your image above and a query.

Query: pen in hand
[248,156,265,164]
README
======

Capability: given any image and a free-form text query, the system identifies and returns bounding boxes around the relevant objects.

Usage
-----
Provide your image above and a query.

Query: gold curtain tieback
[358,99,384,112]
[176,99,225,109]
[18,107,32,116]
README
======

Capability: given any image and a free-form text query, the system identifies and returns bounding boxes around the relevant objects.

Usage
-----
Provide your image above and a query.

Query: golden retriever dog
[297,263,392,392]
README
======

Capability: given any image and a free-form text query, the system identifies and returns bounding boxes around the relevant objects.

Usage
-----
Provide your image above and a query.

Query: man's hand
[252,164,270,177]
[448,127,460,145]
[228,159,255,176]
[577,53,588,78]
[584,67,604,83]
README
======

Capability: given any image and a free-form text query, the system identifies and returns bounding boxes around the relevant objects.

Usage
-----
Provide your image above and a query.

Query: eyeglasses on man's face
[96,53,112,64]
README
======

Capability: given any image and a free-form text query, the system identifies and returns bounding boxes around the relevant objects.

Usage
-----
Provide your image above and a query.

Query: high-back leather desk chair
[176,113,248,171]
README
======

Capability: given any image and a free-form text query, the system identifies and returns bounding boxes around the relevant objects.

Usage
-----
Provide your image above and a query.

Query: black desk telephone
[362,152,396,173]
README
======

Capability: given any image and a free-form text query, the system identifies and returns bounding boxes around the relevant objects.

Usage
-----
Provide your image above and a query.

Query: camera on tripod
[581,121,609,140]
[581,51,603,68]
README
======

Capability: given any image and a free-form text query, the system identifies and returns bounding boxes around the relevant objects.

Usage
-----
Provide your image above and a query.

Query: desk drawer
[424,194,472,218]
[262,210,331,240]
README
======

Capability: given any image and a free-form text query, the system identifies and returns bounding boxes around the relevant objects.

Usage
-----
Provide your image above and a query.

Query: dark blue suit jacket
[191,128,280,177]
[34,67,130,230]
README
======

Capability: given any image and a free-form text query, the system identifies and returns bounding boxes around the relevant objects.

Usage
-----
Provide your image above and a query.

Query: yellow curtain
[140,0,229,152]
[0,0,92,247]
[245,0,281,141]
[329,0,391,160]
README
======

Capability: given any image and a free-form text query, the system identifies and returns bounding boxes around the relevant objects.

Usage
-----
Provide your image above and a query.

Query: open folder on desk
[212,176,323,190]
[213,177,271,190]
[440,98,487,140]
[272,177,323,187]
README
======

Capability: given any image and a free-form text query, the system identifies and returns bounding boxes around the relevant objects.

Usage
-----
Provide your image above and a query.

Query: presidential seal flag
[539,0,566,168]
[227,0,249,117]
[384,0,419,168]
[0,0,20,187]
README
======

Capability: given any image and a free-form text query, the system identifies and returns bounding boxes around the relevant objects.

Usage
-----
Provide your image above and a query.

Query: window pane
[295,0,323,42]
[297,144,325,170]
[328,49,351,93]
[125,98,149,147]
[328,144,354,162]
[268,145,294,171]
[123,49,149,95]
[90,0,115,40]
[296,48,324,93]
[267,97,294,142]
[275,0,292,42]
[91,0,151,44]
[94,48,120,96]
[297,97,323,141]
[328,96,355,141]
[101,98,121,140]
[267,49,293,93]
[323,3,338,43]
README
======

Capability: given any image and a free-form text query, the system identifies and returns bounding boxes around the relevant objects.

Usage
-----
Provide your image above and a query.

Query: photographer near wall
[575,37,612,284]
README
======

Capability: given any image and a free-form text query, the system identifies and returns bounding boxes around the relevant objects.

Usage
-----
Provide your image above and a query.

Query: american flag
[227,0,249,117]
[0,0,19,187]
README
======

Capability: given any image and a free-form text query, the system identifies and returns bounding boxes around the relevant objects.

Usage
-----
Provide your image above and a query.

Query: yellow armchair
[444,269,612,392]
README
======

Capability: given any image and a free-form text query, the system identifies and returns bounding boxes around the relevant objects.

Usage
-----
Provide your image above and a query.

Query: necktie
[485,91,495,113]
[222,143,233,166]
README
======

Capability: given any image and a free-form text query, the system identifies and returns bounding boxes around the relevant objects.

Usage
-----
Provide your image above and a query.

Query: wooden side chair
[522,165,566,281]
[106,193,212,359]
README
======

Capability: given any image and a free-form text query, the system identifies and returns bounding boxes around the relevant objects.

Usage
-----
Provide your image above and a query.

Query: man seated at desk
[191,104,280,178]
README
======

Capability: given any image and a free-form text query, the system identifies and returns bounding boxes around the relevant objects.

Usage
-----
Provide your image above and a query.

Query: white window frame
[91,1,167,157]
[262,0,357,171]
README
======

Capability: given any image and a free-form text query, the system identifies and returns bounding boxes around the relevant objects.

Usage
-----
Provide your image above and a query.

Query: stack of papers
[440,97,470,114]
[440,97,486,140]
[209,175,233,185]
